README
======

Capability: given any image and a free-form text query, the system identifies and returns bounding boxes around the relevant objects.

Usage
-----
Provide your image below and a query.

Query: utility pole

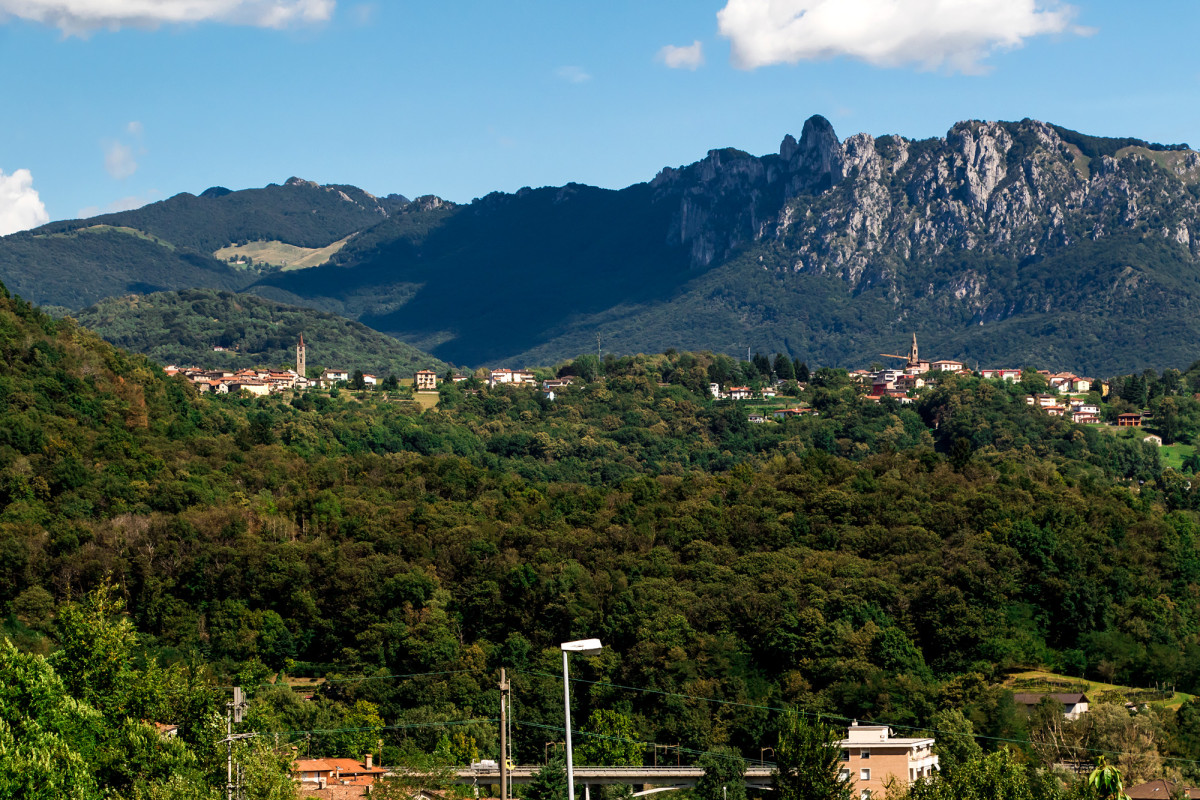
[500,669,510,800]
[224,687,251,800]
[226,697,233,800]
[597,334,602,360]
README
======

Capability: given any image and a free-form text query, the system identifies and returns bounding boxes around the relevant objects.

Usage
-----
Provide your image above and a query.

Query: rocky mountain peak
[779,133,798,161]
[410,195,452,212]
[787,114,844,195]
[284,177,320,188]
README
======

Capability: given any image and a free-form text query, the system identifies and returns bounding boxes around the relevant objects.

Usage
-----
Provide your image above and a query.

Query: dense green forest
[0,225,247,311]
[75,289,449,376]
[6,281,1200,797]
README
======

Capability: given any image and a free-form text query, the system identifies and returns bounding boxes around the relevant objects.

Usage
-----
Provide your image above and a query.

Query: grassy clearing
[1094,424,1149,440]
[1064,143,1092,180]
[1160,442,1195,471]
[1003,669,1193,710]
[1093,423,1185,463]
[412,392,440,410]
[214,234,353,270]
[279,675,326,695]
[1114,146,1200,182]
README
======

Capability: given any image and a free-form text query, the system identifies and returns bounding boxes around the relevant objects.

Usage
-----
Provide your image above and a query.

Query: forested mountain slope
[0,225,247,311]
[38,177,406,253]
[75,289,448,375]
[0,178,419,310]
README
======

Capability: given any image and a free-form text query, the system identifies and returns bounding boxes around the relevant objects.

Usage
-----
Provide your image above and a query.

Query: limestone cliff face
[650,115,1200,318]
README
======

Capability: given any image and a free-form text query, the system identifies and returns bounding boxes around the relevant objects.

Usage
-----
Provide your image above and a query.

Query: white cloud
[657,40,705,70]
[348,2,374,25]
[555,65,592,84]
[126,120,143,137]
[104,140,137,179]
[716,0,1085,74]
[0,0,335,35]
[0,168,50,236]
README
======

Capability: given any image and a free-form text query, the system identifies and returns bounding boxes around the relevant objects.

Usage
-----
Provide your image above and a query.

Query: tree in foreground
[696,745,747,800]
[927,709,982,779]
[526,754,567,800]
[577,709,642,766]
[772,711,851,800]
[1087,756,1130,800]
[904,748,1038,800]
[373,750,458,800]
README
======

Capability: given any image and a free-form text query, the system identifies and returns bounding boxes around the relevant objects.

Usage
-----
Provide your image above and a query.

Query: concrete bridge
[455,765,775,796]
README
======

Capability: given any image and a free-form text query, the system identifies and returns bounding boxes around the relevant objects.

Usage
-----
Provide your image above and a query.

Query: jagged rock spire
[785,114,845,196]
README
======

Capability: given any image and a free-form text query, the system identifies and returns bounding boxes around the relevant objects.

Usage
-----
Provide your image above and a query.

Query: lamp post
[561,638,603,800]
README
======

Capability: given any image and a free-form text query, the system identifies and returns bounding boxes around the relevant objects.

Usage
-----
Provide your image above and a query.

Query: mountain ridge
[4,115,1200,373]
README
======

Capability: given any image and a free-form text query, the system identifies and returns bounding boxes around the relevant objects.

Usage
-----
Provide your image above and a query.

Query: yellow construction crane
[880,334,920,369]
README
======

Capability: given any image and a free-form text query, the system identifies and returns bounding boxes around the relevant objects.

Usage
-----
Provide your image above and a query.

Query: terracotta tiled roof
[1127,780,1200,799]
[322,759,387,776]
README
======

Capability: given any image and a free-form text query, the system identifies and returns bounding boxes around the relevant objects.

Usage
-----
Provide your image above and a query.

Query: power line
[270,717,498,738]
[217,667,481,692]
[515,720,768,767]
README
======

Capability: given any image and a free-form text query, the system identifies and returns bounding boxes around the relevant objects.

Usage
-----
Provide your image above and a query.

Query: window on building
[861,792,872,800]
[840,769,850,782]
[841,750,850,761]
[860,769,871,781]
[860,749,870,759]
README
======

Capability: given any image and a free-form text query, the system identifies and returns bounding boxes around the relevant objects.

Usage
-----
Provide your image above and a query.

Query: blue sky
[0,0,1197,233]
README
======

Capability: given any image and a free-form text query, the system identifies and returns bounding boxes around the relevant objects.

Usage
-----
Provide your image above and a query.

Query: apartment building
[838,723,938,799]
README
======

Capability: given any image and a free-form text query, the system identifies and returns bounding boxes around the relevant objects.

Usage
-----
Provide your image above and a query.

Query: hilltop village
[167,334,1163,440]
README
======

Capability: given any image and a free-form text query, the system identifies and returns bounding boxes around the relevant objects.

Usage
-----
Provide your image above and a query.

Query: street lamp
[561,638,602,800]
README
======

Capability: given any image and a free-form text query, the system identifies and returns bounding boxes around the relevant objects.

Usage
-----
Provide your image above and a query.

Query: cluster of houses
[165,365,309,396]
[166,356,576,400]
[294,754,388,796]
[164,365,392,395]
[710,382,779,401]
[1026,394,1103,424]
[748,407,817,424]
[1025,397,1160,443]
[711,334,1128,428]
[414,367,575,400]
[169,336,363,395]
